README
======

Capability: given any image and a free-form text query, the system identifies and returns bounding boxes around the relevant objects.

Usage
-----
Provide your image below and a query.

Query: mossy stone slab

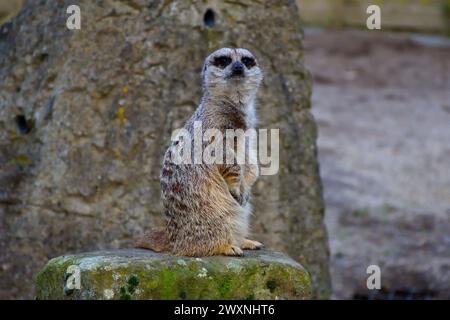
[36,249,311,300]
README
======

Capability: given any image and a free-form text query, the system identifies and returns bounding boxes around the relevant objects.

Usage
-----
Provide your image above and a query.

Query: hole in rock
[15,115,32,134]
[204,9,215,27]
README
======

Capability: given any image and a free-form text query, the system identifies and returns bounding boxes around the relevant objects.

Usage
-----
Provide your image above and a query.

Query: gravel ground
[304,29,450,299]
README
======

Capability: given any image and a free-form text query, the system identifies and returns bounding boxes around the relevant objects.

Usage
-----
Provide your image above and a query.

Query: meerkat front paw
[241,239,264,250]
[217,244,244,256]
[230,185,251,206]
[230,190,243,204]
[230,187,248,206]
[230,193,250,206]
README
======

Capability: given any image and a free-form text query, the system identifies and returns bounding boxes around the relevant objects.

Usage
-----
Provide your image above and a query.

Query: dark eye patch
[241,56,256,69]
[212,56,232,69]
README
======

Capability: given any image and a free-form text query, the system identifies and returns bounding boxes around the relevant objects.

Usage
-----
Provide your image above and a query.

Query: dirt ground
[304,29,450,299]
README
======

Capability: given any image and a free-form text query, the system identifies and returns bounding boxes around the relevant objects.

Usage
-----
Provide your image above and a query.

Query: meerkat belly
[236,141,259,239]
[161,162,235,214]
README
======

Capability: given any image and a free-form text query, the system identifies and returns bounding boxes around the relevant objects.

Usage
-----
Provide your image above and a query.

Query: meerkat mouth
[227,73,245,81]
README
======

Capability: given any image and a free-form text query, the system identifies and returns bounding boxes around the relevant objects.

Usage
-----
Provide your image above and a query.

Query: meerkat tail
[134,228,169,252]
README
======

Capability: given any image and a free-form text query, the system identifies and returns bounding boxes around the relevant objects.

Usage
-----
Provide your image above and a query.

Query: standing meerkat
[135,48,263,256]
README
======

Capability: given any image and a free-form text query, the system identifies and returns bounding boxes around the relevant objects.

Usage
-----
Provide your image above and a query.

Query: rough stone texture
[0,0,330,299]
[36,249,311,300]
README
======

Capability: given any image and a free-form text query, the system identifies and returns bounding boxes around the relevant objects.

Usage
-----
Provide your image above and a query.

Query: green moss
[36,256,80,299]
[216,273,234,297]
[158,268,178,299]
[179,290,187,299]
[117,274,141,299]
[266,279,277,292]
[35,250,312,300]
[8,155,33,167]
[204,28,223,51]
[127,275,140,294]
[119,287,131,300]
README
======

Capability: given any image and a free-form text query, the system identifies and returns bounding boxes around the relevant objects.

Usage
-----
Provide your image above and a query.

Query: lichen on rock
[36,249,311,300]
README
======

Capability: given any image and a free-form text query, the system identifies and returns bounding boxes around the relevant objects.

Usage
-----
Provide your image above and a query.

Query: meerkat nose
[231,61,244,76]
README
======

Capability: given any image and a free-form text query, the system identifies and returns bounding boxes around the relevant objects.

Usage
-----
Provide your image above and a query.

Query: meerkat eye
[241,56,256,69]
[212,56,232,69]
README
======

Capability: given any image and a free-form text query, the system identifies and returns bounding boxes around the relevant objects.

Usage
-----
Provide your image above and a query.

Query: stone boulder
[36,249,311,300]
[0,0,330,299]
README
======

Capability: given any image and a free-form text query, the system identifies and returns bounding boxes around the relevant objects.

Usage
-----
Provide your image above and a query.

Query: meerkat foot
[216,244,243,256]
[241,239,264,250]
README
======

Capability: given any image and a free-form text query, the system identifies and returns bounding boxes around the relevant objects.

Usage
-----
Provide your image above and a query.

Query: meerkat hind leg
[241,239,264,250]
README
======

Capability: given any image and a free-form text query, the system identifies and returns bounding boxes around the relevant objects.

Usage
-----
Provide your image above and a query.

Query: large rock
[36,249,311,300]
[0,0,330,299]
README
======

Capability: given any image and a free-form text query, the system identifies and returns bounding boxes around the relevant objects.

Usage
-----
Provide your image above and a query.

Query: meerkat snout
[230,61,245,77]
[202,48,263,93]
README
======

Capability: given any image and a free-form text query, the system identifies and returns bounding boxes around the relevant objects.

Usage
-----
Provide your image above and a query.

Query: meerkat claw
[230,245,244,256]
[219,244,244,256]
[241,239,264,250]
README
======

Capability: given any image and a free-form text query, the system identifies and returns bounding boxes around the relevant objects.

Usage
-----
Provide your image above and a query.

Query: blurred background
[299,0,450,299]
[1,0,449,299]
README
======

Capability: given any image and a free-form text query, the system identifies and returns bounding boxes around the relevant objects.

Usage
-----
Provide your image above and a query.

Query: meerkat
[135,48,263,256]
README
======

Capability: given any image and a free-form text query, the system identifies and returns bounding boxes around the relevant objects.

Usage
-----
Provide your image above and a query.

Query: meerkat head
[202,48,263,99]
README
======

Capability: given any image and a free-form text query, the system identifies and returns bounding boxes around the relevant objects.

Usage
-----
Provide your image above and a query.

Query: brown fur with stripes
[135,48,263,256]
